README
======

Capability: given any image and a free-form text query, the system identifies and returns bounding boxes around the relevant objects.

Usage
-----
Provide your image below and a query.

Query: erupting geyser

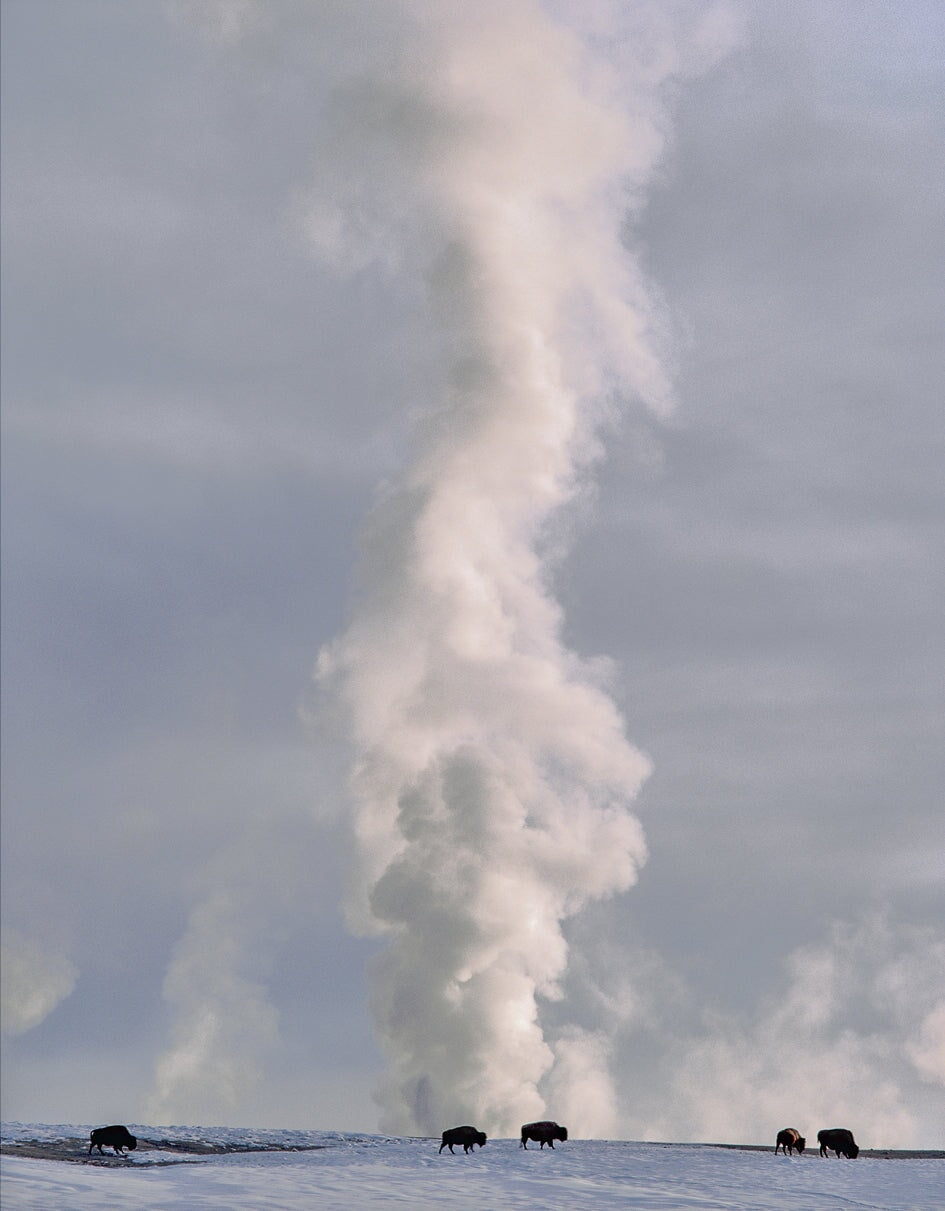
[313,1,674,1136]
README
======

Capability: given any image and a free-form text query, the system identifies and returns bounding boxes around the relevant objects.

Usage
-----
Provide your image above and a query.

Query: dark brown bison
[817,1128,859,1158]
[89,1125,137,1156]
[439,1125,487,1154]
[520,1120,568,1149]
[775,1128,805,1155]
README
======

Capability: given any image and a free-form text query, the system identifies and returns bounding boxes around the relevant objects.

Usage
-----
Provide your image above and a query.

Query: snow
[2,1124,942,1210]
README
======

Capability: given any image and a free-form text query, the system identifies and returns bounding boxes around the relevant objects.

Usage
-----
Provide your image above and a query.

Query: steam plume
[312,0,691,1136]
[0,928,77,1037]
[145,829,284,1125]
[145,885,279,1126]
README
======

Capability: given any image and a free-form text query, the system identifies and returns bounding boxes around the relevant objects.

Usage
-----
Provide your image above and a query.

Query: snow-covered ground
[2,1123,942,1210]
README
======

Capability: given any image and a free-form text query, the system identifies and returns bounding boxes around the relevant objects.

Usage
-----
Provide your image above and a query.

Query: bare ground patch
[1,1136,327,1166]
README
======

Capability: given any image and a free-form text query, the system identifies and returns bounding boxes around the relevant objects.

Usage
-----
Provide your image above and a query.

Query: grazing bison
[89,1125,137,1156]
[817,1128,859,1158]
[520,1121,568,1149]
[775,1128,806,1155]
[439,1125,487,1154]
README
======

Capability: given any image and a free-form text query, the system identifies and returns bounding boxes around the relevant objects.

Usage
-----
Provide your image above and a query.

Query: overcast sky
[2,0,943,1146]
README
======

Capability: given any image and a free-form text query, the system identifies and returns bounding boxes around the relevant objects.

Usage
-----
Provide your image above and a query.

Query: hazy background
[2,0,943,1144]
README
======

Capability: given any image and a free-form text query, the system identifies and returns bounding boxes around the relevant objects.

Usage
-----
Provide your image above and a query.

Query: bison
[817,1128,859,1158]
[520,1120,568,1149]
[439,1125,487,1154]
[775,1128,805,1155]
[88,1125,137,1156]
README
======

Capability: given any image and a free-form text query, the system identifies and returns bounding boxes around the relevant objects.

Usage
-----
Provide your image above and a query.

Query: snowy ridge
[2,1122,942,1211]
